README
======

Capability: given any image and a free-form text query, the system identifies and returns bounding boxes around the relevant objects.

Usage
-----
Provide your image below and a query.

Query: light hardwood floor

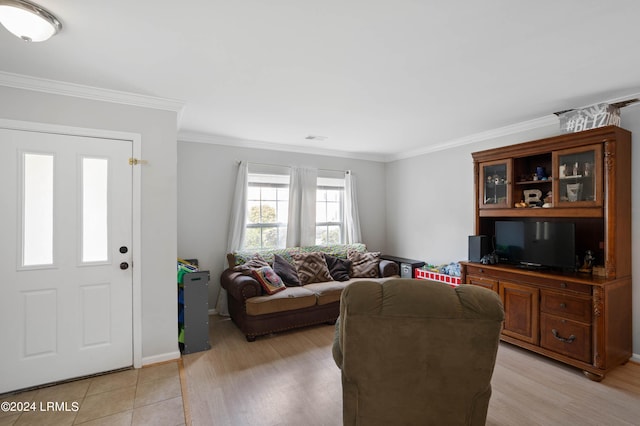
[183,315,640,426]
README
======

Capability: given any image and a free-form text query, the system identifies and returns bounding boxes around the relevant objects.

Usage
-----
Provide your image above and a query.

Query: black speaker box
[468,235,490,262]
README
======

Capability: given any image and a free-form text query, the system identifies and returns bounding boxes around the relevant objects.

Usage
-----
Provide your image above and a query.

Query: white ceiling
[1,1,640,161]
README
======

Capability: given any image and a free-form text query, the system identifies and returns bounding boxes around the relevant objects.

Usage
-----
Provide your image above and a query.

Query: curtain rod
[238,160,349,174]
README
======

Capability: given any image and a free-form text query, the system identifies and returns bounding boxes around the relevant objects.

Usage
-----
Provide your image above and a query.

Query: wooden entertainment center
[460,125,632,381]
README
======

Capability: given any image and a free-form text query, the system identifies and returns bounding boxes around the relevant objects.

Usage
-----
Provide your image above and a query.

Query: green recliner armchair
[333,278,505,426]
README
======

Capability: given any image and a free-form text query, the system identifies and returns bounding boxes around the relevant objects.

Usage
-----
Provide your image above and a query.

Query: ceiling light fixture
[0,0,61,42]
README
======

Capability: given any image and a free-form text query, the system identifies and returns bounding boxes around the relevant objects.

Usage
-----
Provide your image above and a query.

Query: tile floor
[0,361,186,426]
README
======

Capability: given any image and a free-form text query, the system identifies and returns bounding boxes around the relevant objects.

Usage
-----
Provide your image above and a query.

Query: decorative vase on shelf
[566,183,582,202]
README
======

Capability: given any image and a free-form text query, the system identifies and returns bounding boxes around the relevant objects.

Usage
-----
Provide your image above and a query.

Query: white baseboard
[142,351,181,367]
[208,308,218,316]
[630,353,640,364]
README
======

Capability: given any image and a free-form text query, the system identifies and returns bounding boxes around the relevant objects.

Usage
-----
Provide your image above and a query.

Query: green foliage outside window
[245,201,286,249]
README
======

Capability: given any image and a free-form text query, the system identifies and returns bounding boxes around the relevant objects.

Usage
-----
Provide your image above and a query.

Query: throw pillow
[292,252,333,285]
[273,254,301,286]
[232,253,269,275]
[252,266,287,295]
[324,254,351,282]
[348,250,381,278]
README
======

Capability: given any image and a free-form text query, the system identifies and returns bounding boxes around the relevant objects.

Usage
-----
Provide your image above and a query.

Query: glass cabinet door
[553,144,602,207]
[479,159,511,209]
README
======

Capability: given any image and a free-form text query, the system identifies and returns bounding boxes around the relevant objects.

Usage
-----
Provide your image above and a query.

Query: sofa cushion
[252,266,287,295]
[348,250,381,278]
[245,286,317,316]
[273,254,301,287]
[292,252,333,285]
[324,254,351,281]
[303,280,350,305]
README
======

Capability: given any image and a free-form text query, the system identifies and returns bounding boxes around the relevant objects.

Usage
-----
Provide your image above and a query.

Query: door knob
[119,246,128,254]
[120,262,129,270]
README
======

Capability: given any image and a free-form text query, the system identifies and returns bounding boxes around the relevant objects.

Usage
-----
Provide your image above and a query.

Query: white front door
[0,128,133,393]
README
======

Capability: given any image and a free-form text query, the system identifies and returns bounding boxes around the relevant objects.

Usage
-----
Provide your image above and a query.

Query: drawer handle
[560,303,566,309]
[552,329,576,344]
[560,283,567,288]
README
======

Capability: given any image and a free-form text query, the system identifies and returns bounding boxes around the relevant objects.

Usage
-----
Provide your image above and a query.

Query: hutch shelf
[460,126,632,381]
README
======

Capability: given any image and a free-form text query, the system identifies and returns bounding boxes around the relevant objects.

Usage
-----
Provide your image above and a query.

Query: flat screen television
[494,220,576,271]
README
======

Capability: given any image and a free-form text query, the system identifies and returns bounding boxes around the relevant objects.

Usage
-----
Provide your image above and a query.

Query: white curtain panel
[216,160,248,316]
[287,167,318,247]
[344,170,362,244]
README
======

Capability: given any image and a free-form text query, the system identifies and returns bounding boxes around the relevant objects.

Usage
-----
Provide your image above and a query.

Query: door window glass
[22,153,54,266]
[82,157,109,263]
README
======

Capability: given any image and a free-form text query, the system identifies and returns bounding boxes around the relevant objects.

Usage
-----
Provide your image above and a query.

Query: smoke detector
[305,135,328,141]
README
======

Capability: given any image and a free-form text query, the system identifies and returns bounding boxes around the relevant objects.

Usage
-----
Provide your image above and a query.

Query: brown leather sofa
[221,244,399,341]
[333,278,504,426]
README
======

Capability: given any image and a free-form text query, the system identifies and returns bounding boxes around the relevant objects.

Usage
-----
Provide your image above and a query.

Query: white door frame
[0,118,143,369]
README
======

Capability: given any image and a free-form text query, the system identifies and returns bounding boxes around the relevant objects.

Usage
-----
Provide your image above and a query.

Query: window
[22,153,54,267]
[244,173,289,249]
[316,177,344,245]
[241,169,348,249]
[82,157,109,263]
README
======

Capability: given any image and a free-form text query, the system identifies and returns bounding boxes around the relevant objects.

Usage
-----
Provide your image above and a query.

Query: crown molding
[179,115,559,164]
[178,131,389,162]
[388,91,640,162]
[388,115,561,162]
[0,71,185,119]
[6,70,636,162]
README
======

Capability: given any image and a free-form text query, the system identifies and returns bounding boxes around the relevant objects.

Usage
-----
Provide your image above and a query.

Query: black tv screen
[494,221,576,270]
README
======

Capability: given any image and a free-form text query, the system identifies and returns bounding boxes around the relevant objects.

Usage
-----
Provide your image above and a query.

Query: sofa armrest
[332,317,343,368]
[220,269,262,301]
[379,259,399,277]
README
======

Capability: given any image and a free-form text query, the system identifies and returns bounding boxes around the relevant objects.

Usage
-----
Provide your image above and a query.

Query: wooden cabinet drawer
[467,275,498,292]
[540,313,591,363]
[463,265,488,277]
[540,290,591,323]
[538,278,591,295]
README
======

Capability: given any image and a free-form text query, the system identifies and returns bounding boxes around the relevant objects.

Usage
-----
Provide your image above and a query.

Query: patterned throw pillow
[348,250,380,278]
[324,254,351,282]
[273,254,301,286]
[233,253,269,275]
[252,266,287,295]
[292,252,333,285]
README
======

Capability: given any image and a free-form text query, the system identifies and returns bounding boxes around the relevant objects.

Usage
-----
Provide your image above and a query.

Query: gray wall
[386,108,640,358]
[0,85,179,363]
[385,125,559,263]
[176,141,387,311]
